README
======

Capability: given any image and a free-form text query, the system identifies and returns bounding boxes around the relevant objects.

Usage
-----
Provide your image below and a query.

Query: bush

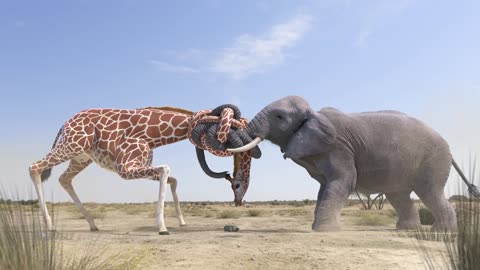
[217,210,241,219]
[354,211,392,226]
[418,207,435,225]
[246,209,264,217]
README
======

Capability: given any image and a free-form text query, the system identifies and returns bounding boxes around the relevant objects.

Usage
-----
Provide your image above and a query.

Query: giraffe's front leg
[117,163,171,235]
[168,177,186,226]
[115,140,172,235]
[155,165,170,235]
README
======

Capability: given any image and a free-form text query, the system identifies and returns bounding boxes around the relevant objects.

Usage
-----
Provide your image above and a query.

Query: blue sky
[1,0,479,203]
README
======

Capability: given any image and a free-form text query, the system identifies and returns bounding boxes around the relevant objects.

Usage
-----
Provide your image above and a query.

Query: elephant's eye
[234,183,240,189]
[276,115,283,120]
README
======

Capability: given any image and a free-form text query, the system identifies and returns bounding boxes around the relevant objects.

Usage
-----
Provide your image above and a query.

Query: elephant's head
[227,96,337,160]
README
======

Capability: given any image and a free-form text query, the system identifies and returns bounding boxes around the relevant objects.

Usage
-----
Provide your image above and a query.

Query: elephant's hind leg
[414,158,457,231]
[385,191,420,229]
[415,188,457,231]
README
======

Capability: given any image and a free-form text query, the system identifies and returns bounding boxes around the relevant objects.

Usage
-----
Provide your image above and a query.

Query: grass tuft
[246,209,264,217]
[217,210,241,219]
[354,211,393,226]
[0,190,143,270]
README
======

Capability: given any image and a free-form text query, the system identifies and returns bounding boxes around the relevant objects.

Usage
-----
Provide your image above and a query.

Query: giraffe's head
[225,151,252,206]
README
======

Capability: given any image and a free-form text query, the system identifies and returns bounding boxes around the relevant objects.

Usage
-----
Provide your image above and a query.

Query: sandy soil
[54,203,445,270]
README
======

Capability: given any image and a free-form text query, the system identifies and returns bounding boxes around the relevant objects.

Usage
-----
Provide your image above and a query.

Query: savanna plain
[17,200,450,270]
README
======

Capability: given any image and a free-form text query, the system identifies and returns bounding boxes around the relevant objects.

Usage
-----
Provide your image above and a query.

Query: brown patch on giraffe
[99,117,108,125]
[174,127,187,137]
[118,120,131,130]
[138,116,148,124]
[130,114,141,124]
[147,126,160,138]
[160,114,174,122]
[98,140,108,150]
[171,115,187,126]
[147,116,159,125]
[162,126,174,137]
[159,122,169,132]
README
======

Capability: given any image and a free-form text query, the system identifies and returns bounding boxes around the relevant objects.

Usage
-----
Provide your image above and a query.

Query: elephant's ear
[284,112,336,160]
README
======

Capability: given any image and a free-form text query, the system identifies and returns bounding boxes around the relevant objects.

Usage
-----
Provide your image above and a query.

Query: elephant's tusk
[227,137,263,153]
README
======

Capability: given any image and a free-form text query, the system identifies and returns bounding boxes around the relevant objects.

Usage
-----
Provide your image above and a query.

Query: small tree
[355,189,386,210]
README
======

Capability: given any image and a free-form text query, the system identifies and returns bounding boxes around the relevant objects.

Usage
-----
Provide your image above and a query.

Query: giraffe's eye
[234,183,240,189]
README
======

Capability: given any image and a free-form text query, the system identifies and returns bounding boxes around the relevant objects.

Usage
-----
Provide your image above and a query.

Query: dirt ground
[54,202,445,270]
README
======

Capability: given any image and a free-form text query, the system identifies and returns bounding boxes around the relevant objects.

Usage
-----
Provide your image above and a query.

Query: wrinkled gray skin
[245,96,458,231]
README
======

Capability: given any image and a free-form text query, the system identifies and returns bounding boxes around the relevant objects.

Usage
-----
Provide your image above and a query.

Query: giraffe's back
[60,108,191,172]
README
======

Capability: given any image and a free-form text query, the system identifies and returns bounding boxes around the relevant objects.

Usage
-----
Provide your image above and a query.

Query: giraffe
[28,106,254,235]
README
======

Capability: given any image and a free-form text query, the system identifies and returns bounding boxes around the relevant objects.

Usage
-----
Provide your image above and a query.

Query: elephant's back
[348,110,450,192]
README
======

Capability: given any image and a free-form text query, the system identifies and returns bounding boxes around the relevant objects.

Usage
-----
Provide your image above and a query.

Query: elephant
[228,95,479,231]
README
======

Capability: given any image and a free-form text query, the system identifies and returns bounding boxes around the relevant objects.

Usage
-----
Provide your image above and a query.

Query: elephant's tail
[452,159,480,198]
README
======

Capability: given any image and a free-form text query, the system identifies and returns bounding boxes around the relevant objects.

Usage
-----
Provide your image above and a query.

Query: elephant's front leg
[312,157,356,231]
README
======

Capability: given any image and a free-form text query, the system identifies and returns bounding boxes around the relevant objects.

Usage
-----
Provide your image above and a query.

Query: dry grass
[0,194,143,270]
[246,209,265,217]
[354,211,394,226]
[71,209,107,220]
[217,210,241,219]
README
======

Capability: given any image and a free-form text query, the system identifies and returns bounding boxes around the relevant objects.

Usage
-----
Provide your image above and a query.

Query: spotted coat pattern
[29,106,252,233]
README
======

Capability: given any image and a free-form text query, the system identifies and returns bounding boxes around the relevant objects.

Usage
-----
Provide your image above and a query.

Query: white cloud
[148,60,199,73]
[210,14,313,80]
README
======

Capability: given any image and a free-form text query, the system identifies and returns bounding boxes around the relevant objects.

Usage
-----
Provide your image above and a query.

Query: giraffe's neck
[235,152,252,180]
[140,109,193,148]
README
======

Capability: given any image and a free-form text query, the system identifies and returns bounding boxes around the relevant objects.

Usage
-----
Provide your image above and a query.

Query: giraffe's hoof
[180,223,187,227]
[90,227,99,232]
[159,231,170,235]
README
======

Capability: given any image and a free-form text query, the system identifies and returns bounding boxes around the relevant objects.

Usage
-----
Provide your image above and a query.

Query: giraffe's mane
[139,106,194,116]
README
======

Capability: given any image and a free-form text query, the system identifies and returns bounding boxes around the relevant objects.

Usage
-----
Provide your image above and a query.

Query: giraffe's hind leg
[29,128,94,231]
[168,176,186,226]
[59,155,98,231]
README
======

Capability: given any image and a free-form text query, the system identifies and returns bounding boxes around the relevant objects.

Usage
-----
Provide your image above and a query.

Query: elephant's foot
[312,221,341,232]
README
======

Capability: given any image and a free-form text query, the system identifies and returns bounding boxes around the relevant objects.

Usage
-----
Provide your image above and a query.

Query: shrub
[246,209,264,217]
[418,207,435,225]
[217,210,241,219]
[354,211,392,226]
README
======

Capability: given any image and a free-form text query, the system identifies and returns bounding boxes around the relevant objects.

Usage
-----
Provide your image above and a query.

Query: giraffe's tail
[41,127,64,182]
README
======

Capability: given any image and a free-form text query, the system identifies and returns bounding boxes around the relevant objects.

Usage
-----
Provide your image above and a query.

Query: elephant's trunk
[245,108,270,139]
[227,108,269,154]
[195,147,229,179]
